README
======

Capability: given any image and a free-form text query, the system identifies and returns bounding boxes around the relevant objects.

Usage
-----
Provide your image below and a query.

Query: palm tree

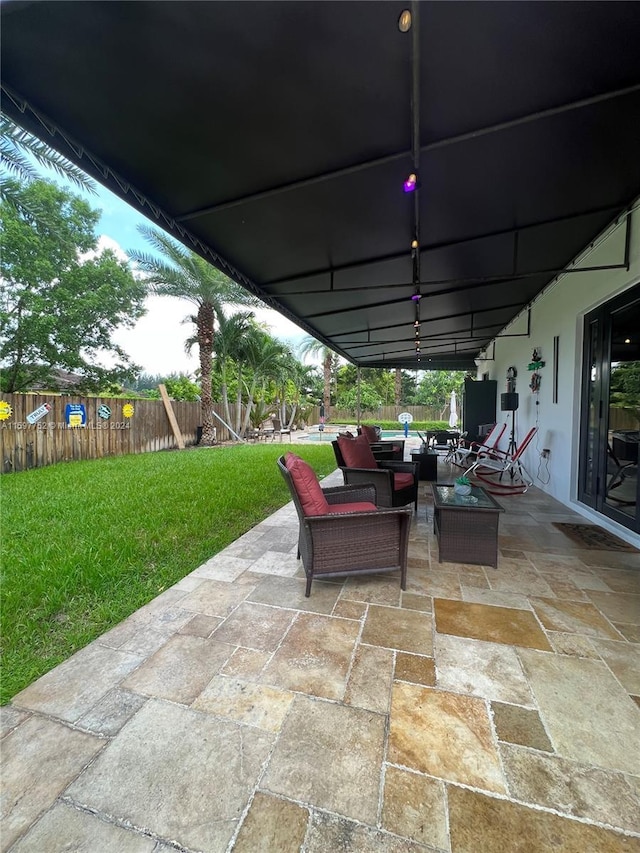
[299,336,336,421]
[395,368,402,406]
[277,356,316,429]
[1,115,97,203]
[212,308,253,429]
[128,225,258,445]
[237,326,291,436]
[269,347,300,428]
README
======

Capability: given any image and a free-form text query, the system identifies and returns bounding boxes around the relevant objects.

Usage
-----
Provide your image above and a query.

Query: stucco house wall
[476,202,640,546]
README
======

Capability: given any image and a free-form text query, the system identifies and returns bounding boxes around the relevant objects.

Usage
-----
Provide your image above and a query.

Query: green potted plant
[454,474,472,496]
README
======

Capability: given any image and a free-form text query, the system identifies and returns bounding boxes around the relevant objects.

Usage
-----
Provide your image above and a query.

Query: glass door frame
[578,284,639,533]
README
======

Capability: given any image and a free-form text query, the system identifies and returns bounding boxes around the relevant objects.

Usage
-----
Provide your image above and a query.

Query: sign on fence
[0,393,207,473]
[65,403,86,427]
[26,403,52,424]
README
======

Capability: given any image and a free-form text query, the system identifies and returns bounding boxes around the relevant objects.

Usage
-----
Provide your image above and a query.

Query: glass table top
[431,484,504,511]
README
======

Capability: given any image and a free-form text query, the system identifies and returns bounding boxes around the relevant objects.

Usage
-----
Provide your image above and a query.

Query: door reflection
[605,301,639,521]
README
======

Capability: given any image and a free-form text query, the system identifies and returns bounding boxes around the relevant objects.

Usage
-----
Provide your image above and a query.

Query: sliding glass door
[579,284,639,533]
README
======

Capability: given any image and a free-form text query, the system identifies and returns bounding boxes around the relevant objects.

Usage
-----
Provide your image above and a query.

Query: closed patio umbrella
[449,390,458,428]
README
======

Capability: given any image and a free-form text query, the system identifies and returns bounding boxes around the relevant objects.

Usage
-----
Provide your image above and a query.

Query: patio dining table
[423,430,460,447]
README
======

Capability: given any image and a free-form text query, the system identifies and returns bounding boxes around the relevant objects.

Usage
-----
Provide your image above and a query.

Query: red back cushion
[360,424,379,443]
[337,434,377,469]
[284,452,329,516]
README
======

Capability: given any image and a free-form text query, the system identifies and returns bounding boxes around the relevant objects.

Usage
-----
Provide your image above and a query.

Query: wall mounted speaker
[501,392,519,411]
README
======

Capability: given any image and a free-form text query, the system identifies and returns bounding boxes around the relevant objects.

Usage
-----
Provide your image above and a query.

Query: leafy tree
[336,383,383,416]
[128,225,259,445]
[336,365,396,406]
[141,374,201,402]
[163,375,200,401]
[400,370,417,403]
[372,370,395,406]
[132,372,166,392]
[412,371,465,417]
[610,361,640,425]
[0,180,146,392]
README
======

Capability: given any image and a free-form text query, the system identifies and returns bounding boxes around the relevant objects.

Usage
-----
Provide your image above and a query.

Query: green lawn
[0,443,335,704]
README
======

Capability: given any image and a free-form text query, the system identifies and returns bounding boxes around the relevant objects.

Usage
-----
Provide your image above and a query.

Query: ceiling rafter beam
[304,279,532,319]
[331,300,527,339]
[270,261,627,298]
[340,325,506,351]
[175,84,640,223]
[344,324,505,352]
[261,203,623,289]
[359,338,483,360]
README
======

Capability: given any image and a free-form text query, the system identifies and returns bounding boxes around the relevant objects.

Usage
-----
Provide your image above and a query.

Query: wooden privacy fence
[0,394,236,473]
[326,406,440,424]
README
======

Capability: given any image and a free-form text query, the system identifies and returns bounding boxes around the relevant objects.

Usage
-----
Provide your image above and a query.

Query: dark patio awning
[2,1,640,370]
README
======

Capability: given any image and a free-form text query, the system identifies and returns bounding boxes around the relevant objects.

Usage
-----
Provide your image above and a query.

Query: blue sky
[89,182,151,257]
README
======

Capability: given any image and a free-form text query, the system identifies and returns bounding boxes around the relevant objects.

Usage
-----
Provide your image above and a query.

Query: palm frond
[136,224,190,266]
[0,134,40,183]
[1,115,97,194]
[131,224,262,314]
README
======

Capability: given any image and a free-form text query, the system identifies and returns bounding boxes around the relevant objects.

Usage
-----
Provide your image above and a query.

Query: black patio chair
[272,418,291,441]
[332,435,419,511]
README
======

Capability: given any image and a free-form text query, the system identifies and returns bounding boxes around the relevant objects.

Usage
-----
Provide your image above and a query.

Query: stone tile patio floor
[2,461,640,852]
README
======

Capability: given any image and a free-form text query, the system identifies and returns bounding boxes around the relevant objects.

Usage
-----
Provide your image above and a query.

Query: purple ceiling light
[403,172,418,193]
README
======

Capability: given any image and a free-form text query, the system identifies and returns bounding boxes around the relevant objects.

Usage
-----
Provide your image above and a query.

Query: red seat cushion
[359,424,379,443]
[337,434,377,469]
[328,501,377,514]
[393,472,414,490]
[284,452,329,516]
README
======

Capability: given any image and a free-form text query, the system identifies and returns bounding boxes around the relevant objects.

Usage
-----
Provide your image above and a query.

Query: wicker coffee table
[431,484,504,567]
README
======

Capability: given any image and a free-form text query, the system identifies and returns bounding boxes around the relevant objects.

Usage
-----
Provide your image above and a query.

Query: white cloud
[113,294,199,376]
[78,234,129,264]
[252,306,306,347]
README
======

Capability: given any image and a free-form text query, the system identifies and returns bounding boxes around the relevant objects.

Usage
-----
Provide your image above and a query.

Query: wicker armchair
[332,438,420,511]
[278,456,411,597]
